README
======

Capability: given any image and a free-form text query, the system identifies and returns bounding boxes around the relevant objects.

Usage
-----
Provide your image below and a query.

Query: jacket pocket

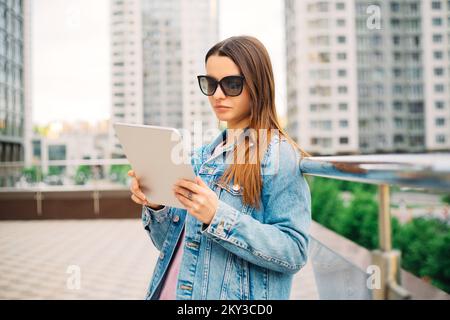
[214,180,250,215]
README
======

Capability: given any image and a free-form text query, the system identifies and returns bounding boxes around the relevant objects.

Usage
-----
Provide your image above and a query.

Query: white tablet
[113,122,196,209]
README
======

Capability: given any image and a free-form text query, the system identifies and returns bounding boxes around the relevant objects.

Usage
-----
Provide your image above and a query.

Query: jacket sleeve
[200,139,311,274]
[141,204,173,251]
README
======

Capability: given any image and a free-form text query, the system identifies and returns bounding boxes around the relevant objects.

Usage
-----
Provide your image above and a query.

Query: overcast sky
[32,0,285,125]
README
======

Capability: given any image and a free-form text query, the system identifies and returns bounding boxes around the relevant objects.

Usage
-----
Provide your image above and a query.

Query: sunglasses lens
[198,76,216,96]
[198,75,244,96]
[222,76,243,96]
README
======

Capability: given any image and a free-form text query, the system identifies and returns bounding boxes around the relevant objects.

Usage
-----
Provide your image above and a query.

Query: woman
[128,35,311,300]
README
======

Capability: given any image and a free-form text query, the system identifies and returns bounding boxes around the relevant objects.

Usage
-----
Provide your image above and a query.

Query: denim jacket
[141,128,311,300]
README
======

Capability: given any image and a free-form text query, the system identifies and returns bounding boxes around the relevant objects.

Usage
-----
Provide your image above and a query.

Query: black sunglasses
[197,75,245,97]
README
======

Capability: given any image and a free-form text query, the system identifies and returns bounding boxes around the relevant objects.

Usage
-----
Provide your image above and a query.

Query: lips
[214,105,231,109]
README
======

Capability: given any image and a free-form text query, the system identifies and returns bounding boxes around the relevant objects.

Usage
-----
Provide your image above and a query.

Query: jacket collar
[204,126,251,160]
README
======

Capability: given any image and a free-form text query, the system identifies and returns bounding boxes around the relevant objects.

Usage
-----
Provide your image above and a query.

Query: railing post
[35,191,43,216]
[92,190,100,216]
[378,184,391,251]
[371,184,411,300]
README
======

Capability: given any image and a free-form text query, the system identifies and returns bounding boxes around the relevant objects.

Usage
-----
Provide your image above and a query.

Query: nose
[213,83,226,99]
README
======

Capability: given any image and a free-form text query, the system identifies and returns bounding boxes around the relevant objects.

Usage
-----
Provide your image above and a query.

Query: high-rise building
[0,0,32,186]
[109,0,144,158]
[285,0,450,155]
[422,0,450,151]
[109,0,219,158]
[356,0,426,153]
[285,0,359,155]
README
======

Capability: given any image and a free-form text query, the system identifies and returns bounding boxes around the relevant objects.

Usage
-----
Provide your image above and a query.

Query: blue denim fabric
[141,128,311,300]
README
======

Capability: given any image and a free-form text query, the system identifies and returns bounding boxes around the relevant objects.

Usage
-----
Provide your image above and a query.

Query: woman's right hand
[127,170,164,210]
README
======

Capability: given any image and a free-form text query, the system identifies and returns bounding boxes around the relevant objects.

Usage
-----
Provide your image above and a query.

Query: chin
[215,114,233,122]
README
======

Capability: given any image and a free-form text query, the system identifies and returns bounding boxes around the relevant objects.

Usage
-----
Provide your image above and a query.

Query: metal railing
[0,158,131,190]
[0,159,133,217]
[300,153,450,300]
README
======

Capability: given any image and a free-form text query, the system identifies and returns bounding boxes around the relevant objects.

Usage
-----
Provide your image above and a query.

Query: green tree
[336,189,379,249]
[338,179,377,194]
[309,177,346,231]
[48,165,64,176]
[441,194,450,205]
[21,166,43,183]
[424,232,450,292]
[396,218,448,278]
[74,165,92,185]
[109,164,131,185]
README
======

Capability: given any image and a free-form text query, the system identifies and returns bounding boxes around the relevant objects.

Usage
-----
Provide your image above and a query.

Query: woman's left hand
[173,176,219,225]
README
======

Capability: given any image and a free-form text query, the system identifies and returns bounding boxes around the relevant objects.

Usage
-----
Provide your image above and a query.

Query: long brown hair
[204,35,310,210]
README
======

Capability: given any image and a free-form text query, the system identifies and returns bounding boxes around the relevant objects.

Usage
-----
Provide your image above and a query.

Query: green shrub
[310,176,450,293]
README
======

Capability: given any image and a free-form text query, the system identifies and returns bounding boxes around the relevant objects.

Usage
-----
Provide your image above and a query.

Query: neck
[226,117,250,130]
[224,127,249,148]
[223,118,250,147]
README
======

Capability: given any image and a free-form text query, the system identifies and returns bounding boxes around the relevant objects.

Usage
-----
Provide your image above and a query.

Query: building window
[391,18,400,28]
[337,36,346,44]
[338,69,347,77]
[394,85,402,94]
[435,101,445,109]
[339,103,348,111]
[337,19,346,27]
[336,2,345,10]
[310,120,332,130]
[434,68,444,76]
[433,34,443,43]
[393,35,401,45]
[310,103,331,112]
[432,17,443,26]
[48,145,67,161]
[391,2,400,12]
[318,52,330,63]
[434,51,443,59]
[394,134,405,143]
[431,1,442,10]
[410,3,419,12]
[339,120,348,128]
[339,137,349,144]
[434,84,445,92]
[436,134,446,144]
[337,52,347,60]
[394,118,404,129]
[338,86,348,94]
[309,85,332,96]
[436,118,445,126]
[393,101,403,111]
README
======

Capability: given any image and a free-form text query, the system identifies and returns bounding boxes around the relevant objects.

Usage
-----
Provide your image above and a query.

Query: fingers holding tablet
[128,170,163,210]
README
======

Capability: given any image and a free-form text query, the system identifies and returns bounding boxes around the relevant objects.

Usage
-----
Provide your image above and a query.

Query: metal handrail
[300,153,450,191]
[0,158,130,168]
